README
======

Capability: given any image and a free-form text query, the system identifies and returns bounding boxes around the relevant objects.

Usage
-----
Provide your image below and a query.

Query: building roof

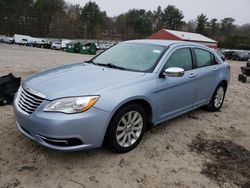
[165,29,217,43]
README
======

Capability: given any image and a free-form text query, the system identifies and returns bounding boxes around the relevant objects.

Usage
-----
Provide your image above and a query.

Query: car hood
[24,63,145,100]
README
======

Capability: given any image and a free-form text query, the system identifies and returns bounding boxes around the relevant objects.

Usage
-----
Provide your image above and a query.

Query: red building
[149,29,217,48]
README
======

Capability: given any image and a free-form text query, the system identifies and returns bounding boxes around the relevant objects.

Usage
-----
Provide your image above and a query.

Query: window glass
[194,49,213,68]
[164,48,193,71]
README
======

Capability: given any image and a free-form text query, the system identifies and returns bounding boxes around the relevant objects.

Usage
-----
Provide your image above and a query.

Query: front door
[156,47,196,123]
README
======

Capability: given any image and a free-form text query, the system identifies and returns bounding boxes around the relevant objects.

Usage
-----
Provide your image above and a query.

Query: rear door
[191,48,220,107]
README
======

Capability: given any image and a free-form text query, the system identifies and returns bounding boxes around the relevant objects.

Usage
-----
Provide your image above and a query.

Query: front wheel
[106,104,147,153]
[206,84,226,112]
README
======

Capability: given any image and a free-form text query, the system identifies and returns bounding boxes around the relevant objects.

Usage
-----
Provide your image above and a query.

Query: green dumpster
[65,42,75,53]
[80,43,97,55]
[65,42,81,53]
[74,42,81,53]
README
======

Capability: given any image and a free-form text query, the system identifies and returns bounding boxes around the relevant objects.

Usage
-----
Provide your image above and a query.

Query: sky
[66,0,250,25]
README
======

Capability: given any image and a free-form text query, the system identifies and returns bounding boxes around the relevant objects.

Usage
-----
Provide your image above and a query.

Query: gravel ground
[0,44,249,188]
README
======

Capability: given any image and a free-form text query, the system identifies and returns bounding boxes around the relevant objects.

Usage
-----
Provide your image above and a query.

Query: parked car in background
[51,42,62,50]
[14,40,230,153]
[0,36,14,44]
[223,50,234,60]
[213,49,225,61]
[231,51,249,61]
[33,39,51,49]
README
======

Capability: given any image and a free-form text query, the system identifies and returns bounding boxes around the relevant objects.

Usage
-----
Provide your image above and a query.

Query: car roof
[125,39,207,48]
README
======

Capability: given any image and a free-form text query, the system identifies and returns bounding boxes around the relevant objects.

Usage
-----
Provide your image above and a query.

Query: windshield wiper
[85,60,95,64]
[94,63,126,70]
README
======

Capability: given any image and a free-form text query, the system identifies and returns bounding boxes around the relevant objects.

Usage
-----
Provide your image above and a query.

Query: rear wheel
[106,104,147,153]
[206,84,226,112]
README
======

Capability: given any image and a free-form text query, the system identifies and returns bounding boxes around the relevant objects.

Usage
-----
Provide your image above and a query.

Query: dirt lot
[0,44,250,188]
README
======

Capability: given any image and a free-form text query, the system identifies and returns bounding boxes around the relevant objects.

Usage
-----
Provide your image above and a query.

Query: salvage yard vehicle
[51,42,62,50]
[13,40,230,153]
[238,61,250,83]
[231,51,249,61]
[0,36,14,44]
[33,39,51,49]
[14,34,32,45]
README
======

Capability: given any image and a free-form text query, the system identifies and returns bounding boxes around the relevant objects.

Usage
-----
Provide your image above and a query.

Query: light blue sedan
[13,40,230,153]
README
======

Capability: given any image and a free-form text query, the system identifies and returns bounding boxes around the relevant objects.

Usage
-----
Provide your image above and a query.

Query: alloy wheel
[116,111,143,148]
[214,87,224,108]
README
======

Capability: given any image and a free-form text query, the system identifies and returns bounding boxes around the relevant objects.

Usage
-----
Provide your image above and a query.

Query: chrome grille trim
[21,89,43,103]
[17,86,45,115]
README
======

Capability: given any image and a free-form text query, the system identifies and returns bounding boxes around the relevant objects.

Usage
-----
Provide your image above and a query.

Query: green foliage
[0,0,6,15]
[162,5,184,30]
[220,17,236,37]
[219,36,250,50]
[34,0,66,36]
[196,14,209,36]
[152,6,163,32]
[125,9,153,39]
[80,1,106,39]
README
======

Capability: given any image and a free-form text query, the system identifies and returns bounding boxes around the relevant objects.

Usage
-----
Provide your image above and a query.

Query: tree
[114,14,127,40]
[209,19,219,36]
[161,5,184,30]
[0,0,35,35]
[196,13,208,36]
[114,9,153,40]
[65,4,82,38]
[183,20,196,32]
[80,1,106,39]
[34,0,66,36]
[152,6,163,32]
[0,0,7,33]
[220,17,236,37]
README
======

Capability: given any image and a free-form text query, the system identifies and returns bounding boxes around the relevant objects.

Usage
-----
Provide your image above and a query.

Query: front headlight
[43,96,99,114]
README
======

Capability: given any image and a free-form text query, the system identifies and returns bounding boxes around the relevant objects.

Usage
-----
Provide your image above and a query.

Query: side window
[194,49,213,68]
[211,53,219,64]
[164,48,193,71]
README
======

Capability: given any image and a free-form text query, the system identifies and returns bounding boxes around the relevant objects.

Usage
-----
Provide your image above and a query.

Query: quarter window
[194,49,213,68]
[164,48,193,71]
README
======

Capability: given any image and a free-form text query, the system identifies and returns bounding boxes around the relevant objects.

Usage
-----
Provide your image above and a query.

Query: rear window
[194,49,213,68]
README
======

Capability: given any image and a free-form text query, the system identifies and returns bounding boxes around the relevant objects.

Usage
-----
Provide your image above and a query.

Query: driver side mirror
[161,67,185,77]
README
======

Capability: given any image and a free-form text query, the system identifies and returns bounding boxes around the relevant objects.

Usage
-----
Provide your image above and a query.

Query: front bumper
[14,99,110,151]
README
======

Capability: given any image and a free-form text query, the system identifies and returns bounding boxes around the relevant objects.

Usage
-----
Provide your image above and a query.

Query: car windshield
[92,42,166,72]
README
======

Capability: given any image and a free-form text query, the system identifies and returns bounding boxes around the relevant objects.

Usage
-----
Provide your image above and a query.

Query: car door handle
[212,67,218,71]
[189,73,197,78]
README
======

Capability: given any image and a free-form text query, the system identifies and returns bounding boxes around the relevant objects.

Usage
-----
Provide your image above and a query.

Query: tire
[238,74,244,82]
[241,75,247,83]
[206,84,226,112]
[52,46,56,50]
[106,103,147,153]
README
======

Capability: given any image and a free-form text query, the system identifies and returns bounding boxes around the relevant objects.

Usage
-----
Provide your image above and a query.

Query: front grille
[18,88,44,114]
